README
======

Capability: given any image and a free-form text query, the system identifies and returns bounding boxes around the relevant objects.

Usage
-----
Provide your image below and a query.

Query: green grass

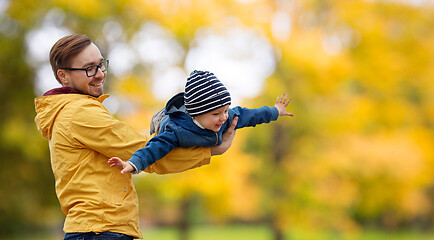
[141,225,434,240]
[4,225,433,240]
[287,227,434,240]
[142,225,272,240]
[191,225,272,240]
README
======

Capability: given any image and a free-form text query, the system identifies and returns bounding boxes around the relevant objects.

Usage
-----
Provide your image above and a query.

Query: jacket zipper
[215,133,218,145]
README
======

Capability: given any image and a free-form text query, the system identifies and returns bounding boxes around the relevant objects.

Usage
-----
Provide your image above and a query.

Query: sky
[25,9,278,114]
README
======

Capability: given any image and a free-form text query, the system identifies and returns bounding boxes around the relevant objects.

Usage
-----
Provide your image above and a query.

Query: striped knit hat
[184,70,231,116]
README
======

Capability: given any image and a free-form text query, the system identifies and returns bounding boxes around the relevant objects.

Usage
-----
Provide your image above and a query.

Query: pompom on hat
[184,70,231,116]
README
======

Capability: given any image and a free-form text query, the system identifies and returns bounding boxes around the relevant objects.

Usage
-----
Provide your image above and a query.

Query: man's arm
[211,116,238,156]
[143,117,238,174]
[70,102,148,160]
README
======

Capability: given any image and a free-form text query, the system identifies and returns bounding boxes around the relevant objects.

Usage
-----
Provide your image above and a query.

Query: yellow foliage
[322,132,429,217]
[136,132,262,221]
[54,0,112,18]
[5,0,431,232]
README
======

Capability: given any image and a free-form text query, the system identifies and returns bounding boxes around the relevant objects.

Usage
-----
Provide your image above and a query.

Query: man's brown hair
[49,34,91,84]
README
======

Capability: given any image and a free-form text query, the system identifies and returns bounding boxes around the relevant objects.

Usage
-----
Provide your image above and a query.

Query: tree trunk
[178,195,192,240]
[270,123,287,240]
[272,220,284,240]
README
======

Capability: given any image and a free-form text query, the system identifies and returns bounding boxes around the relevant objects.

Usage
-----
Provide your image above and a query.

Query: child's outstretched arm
[275,93,294,117]
[108,157,135,174]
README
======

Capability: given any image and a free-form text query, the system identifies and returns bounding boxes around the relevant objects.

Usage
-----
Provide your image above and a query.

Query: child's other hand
[275,93,294,117]
[108,157,134,174]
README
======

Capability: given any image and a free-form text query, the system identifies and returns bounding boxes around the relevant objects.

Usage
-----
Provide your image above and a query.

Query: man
[34,34,237,240]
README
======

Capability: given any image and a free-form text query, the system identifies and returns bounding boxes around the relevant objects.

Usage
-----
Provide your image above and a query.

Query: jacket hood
[164,92,197,127]
[34,87,108,140]
[165,92,187,114]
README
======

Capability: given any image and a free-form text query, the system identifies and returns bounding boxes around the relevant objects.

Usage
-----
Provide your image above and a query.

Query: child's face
[194,105,230,132]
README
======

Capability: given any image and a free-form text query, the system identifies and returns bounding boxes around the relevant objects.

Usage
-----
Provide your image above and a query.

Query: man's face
[63,43,106,97]
[193,105,230,132]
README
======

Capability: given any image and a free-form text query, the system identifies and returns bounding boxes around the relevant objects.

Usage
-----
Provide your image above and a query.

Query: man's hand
[108,157,134,174]
[211,116,238,156]
[275,93,294,117]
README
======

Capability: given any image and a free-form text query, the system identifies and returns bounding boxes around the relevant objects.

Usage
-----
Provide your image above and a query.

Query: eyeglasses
[61,59,109,77]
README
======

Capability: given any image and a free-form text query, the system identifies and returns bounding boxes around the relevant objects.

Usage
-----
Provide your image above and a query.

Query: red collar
[43,87,80,96]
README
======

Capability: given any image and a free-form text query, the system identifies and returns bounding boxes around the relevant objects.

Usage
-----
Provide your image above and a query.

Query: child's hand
[108,157,134,174]
[275,93,294,117]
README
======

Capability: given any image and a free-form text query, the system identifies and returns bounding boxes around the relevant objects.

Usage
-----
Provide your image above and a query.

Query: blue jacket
[128,92,279,172]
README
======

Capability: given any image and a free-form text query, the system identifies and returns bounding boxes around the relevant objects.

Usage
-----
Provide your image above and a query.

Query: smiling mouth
[90,82,103,87]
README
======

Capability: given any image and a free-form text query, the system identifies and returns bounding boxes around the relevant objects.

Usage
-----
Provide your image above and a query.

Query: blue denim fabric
[64,231,133,240]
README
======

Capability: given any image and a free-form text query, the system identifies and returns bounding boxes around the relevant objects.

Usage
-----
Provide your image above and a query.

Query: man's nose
[94,67,105,78]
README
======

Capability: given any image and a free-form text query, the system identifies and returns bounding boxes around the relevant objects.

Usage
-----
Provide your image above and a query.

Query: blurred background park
[0,0,433,239]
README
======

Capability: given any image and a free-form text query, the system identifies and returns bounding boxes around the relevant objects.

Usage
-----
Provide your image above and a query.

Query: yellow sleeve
[144,144,211,174]
[69,100,146,160]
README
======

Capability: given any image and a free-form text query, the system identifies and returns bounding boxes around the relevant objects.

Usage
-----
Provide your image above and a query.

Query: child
[108,70,293,174]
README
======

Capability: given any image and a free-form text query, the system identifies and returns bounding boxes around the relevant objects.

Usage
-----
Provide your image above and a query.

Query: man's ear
[57,69,69,86]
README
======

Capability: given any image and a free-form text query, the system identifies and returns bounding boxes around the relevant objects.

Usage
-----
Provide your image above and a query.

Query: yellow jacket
[34,90,210,239]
